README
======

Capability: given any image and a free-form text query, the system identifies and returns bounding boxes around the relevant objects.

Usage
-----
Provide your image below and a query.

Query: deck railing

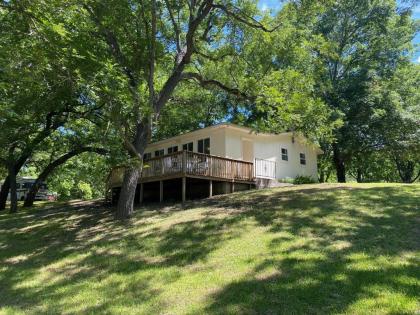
[186,151,254,181]
[141,151,184,178]
[107,151,263,188]
[142,151,253,181]
[254,158,276,179]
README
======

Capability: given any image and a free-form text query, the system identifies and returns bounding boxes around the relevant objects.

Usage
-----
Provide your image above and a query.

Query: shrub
[278,178,294,184]
[72,181,93,200]
[293,175,316,185]
[78,181,93,200]
[55,180,74,200]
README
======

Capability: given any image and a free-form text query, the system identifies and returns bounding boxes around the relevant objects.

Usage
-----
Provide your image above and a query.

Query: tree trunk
[115,122,149,219]
[0,176,10,211]
[0,111,69,210]
[319,169,325,183]
[116,168,140,219]
[0,153,37,210]
[8,165,17,213]
[394,157,416,183]
[333,144,346,183]
[23,146,108,207]
[23,179,42,208]
[356,169,363,183]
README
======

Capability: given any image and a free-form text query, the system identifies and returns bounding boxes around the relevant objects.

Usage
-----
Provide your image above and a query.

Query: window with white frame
[197,138,210,154]
[167,146,178,154]
[281,148,288,161]
[300,153,306,165]
[182,142,193,151]
[154,149,164,157]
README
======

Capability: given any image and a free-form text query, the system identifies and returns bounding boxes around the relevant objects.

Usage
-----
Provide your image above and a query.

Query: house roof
[149,123,286,145]
[148,123,323,154]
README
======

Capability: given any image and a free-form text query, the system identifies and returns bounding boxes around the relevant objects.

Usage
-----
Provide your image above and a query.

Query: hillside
[0,184,419,314]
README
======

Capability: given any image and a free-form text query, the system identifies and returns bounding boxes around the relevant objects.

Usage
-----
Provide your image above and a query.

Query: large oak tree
[73,0,277,219]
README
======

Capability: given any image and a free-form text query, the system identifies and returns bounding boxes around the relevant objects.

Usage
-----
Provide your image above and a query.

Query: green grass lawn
[0,183,419,314]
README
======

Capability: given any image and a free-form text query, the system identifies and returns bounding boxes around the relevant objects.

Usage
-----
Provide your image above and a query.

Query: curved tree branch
[212,3,280,32]
[181,71,255,101]
[23,146,109,207]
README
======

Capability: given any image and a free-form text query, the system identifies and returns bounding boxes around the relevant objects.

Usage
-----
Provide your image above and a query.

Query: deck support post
[231,181,235,193]
[182,177,186,203]
[209,180,213,197]
[140,183,144,204]
[159,180,163,203]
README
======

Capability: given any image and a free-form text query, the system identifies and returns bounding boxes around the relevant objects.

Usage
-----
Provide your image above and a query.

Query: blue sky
[258,0,420,62]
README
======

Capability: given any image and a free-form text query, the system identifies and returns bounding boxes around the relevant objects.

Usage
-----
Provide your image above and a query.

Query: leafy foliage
[293,175,316,185]
[0,0,418,214]
[307,0,417,182]
[45,153,109,200]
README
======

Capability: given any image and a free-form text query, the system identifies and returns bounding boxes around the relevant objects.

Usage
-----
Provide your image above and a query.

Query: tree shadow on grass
[0,185,418,314]
[204,255,419,315]
[0,202,173,314]
[0,198,246,313]
[201,186,419,314]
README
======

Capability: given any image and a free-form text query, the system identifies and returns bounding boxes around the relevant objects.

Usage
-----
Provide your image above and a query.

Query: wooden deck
[108,151,255,189]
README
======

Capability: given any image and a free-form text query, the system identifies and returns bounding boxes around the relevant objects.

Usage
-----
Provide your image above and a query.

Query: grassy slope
[0,184,419,315]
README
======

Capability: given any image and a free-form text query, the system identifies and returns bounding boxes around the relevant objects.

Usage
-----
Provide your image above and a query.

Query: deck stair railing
[254,158,276,179]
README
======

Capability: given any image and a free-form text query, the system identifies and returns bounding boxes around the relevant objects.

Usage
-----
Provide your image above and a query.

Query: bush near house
[293,175,316,185]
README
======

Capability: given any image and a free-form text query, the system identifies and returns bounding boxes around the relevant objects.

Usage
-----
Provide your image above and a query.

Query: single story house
[107,123,322,203]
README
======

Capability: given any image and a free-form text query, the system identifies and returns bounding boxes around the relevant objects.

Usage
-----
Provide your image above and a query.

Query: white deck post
[209,180,213,197]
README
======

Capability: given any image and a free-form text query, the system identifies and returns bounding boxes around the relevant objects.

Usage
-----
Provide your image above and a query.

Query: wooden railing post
[209,156,213,177]
[182,150,187,175]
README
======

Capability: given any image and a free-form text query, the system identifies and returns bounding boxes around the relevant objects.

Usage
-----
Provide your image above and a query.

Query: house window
[182,142,193,152]
[23,182,33,189]
[281,148,288,161]
[300,153,306,165]
[198,138,210,154]
[155,149,164,157]
[143,153,152,160]
[167,146,178,154]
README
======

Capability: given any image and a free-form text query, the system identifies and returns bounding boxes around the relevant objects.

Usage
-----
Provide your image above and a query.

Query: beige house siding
[144,125,227,157]
[143,124,321,181]
[210,128,226,157]
[223,128,319,180]
[273,135,319,180]
[224,128,244,159]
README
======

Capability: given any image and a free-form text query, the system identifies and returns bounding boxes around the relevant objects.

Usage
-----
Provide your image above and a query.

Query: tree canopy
[0,0,418,216]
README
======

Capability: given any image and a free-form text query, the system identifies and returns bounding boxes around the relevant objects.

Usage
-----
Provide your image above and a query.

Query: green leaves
[255,69,342,141]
